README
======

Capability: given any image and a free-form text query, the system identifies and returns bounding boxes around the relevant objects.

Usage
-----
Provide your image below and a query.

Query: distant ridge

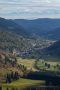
[14,18,60,40]
[0,17,28,37]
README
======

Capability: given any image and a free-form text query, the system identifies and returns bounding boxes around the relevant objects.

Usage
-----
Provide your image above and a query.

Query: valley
[0,17,60,89]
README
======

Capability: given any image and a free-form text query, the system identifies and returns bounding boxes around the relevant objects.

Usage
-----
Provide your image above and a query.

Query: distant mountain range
[0,17,60,40]
[14,18,60,40]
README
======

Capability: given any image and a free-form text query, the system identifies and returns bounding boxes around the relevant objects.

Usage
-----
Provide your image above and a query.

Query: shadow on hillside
[24,71,60,86]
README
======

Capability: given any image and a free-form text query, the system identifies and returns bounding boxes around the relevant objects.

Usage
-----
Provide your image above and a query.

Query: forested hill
[0,17,29,37]
[42,40,60,58]
[0,17,31,50]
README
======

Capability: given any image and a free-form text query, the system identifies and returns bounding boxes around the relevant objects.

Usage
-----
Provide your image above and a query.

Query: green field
[17,57,60,72]
[2,78,45,90]
[37,60,60,71]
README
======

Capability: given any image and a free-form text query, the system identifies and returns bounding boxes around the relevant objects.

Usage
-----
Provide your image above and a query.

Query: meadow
[36,60,60,72]
[2,78,45,90]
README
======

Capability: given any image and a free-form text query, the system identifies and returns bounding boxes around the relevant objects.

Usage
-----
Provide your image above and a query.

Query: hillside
[46,27,60,40]
[43,40,60,58]
[0,18,35,51]
[0,51,24,83]
[0,31,33,51]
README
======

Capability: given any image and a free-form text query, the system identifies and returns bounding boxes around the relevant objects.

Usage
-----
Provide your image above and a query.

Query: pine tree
[6,73,11,83]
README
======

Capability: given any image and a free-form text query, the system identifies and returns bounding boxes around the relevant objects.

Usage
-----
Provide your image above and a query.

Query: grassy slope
[0,57,38,83]
[0,60,23,83]
[2,78,45,90]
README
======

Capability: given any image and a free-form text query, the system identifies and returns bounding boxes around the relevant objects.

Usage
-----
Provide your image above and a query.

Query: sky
[0,0,60,19]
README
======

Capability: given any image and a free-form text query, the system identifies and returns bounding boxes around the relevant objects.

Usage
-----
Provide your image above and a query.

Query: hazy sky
[0,0,60,19]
